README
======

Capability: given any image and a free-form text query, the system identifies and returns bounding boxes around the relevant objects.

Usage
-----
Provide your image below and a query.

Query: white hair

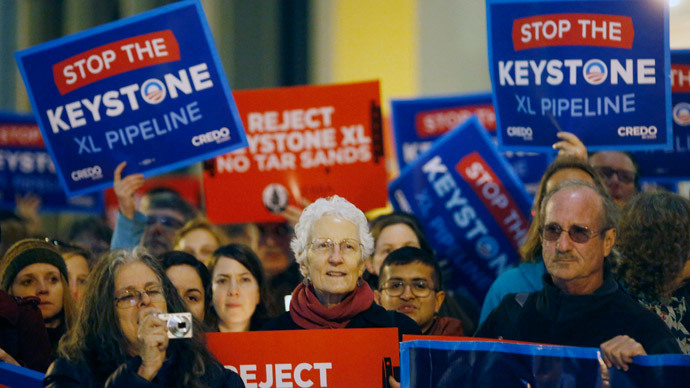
[291,195,374,277]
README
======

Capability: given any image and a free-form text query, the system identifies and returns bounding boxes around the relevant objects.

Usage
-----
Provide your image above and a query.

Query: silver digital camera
[157,312,193,339]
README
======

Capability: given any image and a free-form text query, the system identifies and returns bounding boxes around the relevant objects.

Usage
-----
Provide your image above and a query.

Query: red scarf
[289,281,374,329]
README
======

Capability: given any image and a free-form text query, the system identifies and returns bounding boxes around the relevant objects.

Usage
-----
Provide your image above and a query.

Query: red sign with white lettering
[512,13,634,51]
[52,30,181,95]
[203,81,387,224]
[207,328,399,388]
[672,64,690,93]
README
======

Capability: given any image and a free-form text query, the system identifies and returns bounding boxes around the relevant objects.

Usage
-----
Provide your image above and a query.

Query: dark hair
[378,247,443,291]
[616,192,690,298]
[67,217,113,246]
[160,251,213,328]
[520,157,606,262]
[57,248,223,388]
[369,212,433,254]
[145,191,197,222]
[208,244,271,330]
[48,239,93,267]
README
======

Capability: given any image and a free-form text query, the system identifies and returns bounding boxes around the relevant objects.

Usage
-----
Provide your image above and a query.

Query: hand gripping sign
[15,0,246,197]
[203,81,387,224]
[487,0,671,152]
[389,116,532,302]
[390,92,552,194]
[634,50,690,181]
[207,329,399,388]
[0,112,102,212]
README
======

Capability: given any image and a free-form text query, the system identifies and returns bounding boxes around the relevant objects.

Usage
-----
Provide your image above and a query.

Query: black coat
[44,355,245,388]
[475,273,682,354]
[262,301,421,340]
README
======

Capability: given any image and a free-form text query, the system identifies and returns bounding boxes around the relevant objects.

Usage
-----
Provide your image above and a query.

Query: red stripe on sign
[512,13,633,51]
[0,125,44,147]
[52,30,181,95]
[415,104,496,138]
[672,64,690,93]
[456,152,530,252]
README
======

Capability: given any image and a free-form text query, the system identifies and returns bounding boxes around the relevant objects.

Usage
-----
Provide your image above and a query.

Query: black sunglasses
[594,166,636,184]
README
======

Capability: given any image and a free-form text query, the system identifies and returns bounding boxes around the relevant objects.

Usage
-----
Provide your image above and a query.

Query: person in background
[476,181,681,371]
[479,157,604,324]
[43,248,244,387]
[262,196,420,338]
[0,239,77,356]
[376,247,463,336]
[209,244,273,332]
[50,239,92,305]
[111,162,197,257]
[173,218,230,266]
[368,211,479,334]
[161,251,213,328]
[552,131,639,206]
[67,216,112,261]
[615,191,690,354]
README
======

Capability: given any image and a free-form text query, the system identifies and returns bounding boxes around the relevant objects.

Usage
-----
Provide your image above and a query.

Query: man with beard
[110,162,197,258]
[475,180,680,371]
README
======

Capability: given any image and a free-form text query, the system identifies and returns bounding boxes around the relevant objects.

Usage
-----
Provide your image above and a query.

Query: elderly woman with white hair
[262,196,420,338]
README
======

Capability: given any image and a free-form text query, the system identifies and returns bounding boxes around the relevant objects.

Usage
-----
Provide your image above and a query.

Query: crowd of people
[0,131,687,386]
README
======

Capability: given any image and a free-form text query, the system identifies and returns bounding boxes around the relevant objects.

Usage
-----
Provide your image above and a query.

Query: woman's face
[166,264,205,321]
[212,257,260,332]
[370,223,421,275]
[114,261,167,350]
[11,263,64,321]
[303,215,365,305]
[176,228,219,267]
[63,254,89,304]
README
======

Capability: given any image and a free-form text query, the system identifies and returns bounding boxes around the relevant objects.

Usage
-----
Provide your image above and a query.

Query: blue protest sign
[0,112,103,213]
[487,0,671,152]
[15,0,246,197]
[400,340,690,387]
[389,117,533,302]
[390,92,552,194]
[633,50,690,181]
[0,362,43,388]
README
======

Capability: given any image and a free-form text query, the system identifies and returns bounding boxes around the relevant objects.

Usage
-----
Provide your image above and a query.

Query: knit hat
[1,239,69,291]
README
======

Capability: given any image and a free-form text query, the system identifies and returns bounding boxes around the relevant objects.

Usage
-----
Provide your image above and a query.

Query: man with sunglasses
[111,162,197,258]
[589,151,638,206]
[375,247,463,336]
[476,181,680,371]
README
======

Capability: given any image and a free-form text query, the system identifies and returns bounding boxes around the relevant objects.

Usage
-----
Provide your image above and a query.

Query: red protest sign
[207,328,399,388]
[203,80,387,224]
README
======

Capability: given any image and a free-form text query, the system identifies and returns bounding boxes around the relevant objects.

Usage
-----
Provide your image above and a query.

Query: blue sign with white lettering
[634,50,690,181]
[487,0,671,152]
[15,0,246,197]
[0,112,103,213]
[390,92,552,194]
[389,117,532,302]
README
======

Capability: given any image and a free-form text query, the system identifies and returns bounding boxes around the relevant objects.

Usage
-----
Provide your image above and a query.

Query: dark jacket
[44,355,245,388]
[475,273,682,354]
[0,291,51,372]
[262,302,421,340]
[425,316,464,337]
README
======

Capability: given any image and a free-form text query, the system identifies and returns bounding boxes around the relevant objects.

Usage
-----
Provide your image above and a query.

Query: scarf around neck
[289,281,374,329]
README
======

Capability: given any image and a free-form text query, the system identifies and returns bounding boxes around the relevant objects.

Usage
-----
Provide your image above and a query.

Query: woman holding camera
[44,248,243,388]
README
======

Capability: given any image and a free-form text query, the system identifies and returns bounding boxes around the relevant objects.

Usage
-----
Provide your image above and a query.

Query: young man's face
[375,262,444,333]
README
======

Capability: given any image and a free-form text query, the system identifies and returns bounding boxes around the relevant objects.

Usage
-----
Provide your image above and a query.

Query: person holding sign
[476,181,681,371]
[262,196,420,339]
[44,248,244,387]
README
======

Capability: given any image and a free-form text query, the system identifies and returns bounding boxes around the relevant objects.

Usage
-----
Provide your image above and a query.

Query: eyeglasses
[145,215,185,229]
[381,280,435,298]
[540,223,603,244]
[594,166,636,184]
[308,238,362,258]
[114,286,165,308]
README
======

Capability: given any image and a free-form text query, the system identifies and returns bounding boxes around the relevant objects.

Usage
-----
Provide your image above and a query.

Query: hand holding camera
[136,307,168,381]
